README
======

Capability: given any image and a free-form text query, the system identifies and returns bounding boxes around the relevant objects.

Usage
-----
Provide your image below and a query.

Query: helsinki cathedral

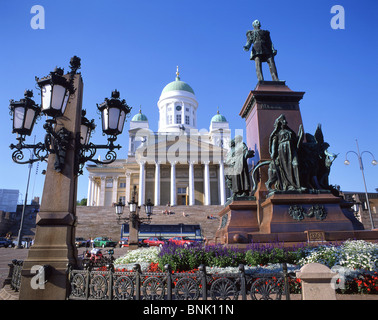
[86,68,231,207]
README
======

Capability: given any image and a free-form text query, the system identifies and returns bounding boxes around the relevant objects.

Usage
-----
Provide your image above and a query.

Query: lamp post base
[18,212,78,300]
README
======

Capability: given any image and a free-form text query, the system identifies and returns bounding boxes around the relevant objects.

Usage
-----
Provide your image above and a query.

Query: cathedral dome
[131,109,148,122]
[211,110,227,122]
[161,67,195,95]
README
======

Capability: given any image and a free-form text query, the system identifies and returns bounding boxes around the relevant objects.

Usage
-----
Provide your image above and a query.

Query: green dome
[131,110,148,122]
[161,70,195,95]
[211,111,227,122]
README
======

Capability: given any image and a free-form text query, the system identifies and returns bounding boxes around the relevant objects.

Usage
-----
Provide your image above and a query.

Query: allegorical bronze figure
[243,20,279,81]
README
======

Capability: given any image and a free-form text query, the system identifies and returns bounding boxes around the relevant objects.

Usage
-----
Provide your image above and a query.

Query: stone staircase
[76,205,224,241]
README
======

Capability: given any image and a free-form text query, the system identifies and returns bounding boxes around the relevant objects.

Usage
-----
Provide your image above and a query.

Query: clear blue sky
[0,0,377,204]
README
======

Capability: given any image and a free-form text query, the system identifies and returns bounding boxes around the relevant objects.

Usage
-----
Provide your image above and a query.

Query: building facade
[86,69,231,207]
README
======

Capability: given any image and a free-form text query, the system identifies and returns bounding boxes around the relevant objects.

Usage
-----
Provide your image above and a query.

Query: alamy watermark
[30,5,45,30]
[330,5,345,29]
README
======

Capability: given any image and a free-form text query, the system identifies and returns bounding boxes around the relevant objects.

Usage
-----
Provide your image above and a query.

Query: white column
[203,161,211,205]
[125,172,131,204]
[112,176,118,204]
[138,161,146,205]
[219,161,226,205]
[154,161,161,206]
[170,161,177,206]
[95,181,99,206]
[99,176,106,206]
[87,176,93,206]
[189,161,195,206]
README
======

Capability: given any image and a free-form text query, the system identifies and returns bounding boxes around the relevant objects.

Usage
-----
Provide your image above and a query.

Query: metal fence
[67,263,292,300]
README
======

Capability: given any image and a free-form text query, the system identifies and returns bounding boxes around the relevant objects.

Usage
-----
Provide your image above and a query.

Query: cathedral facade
[86,69,231,207]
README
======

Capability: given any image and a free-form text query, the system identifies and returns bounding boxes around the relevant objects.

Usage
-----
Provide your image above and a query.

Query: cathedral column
[125,172,131,204]
[99,176,106,206]
[154,161,161,206]
[87,176,94,206]
[203,161,211,205]
[219,161,226,205]
[188,161,195,206]
[170,161,177,206]
[112,176,118,204]
[138,161,146,205]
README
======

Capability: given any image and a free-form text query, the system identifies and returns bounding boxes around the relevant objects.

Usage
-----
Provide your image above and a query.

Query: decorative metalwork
[141,276,166,300]
[307,205,327,220]
[174,277,200,300]
[66,262,292,301]
[209,278,238,300]
[288,205,306,221]
[113,275,134,300]
[249,276,283,300]
[9,57,130,175]
[288,204,327,221]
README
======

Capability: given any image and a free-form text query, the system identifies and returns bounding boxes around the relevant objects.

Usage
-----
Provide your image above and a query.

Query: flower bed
[113,240,378,295]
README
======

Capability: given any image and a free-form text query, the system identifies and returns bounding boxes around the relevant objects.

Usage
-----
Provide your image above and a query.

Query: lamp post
[115,185,153,250]
[8,56,131,299]
[344,139,377,229]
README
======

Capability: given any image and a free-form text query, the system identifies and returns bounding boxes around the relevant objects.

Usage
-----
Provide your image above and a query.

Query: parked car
[0,237,13,248]
[93,237,117,248]
[75,237,88,247]
[143,237,166,247]
[118,237,129,248]
[167,236,195,247]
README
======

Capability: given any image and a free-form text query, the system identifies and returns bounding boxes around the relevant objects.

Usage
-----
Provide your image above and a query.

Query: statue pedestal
[215,200,258,244]
[239,81,306,223]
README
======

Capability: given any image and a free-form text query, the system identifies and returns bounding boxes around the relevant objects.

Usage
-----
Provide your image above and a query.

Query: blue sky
[0,0,377,204]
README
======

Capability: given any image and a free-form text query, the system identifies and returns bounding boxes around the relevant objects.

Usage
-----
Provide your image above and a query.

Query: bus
[120,223,203,242]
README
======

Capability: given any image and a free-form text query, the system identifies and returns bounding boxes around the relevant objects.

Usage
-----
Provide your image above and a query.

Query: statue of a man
[225,135,255,197]
[243,20,279,81]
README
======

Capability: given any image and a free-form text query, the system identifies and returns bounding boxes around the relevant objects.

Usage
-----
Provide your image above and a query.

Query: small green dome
[211,110,227,122]
[131,109,148,122]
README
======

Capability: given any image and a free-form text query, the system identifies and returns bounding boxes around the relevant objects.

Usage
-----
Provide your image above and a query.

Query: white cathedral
[86,68,231,207]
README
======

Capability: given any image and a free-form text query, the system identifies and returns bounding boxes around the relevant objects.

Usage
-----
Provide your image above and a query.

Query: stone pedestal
[215,200,258,244]
[296,263,337,300]
[260,193,355,234]
[239,81,305,223]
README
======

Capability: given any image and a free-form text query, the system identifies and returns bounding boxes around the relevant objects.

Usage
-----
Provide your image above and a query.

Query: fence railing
[67,263,292,300]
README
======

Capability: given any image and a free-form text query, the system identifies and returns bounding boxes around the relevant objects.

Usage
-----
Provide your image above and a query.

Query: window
[177,187,187,194]
[186,107,189,112]
[176,114,181,124]
[119,182,126,188]
[167,115,172,124]
[185,115,190,125]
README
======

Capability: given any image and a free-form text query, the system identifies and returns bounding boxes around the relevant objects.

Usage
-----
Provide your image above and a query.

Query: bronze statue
[225,135,255,198]
[250,115,338,195]
[243,20,279,81]
[266,114,303,192]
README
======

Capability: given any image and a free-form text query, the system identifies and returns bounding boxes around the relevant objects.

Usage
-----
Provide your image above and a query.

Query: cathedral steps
[76,205,224,241]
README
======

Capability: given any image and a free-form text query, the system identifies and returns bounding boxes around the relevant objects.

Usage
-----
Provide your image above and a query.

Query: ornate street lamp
[8,56,132,299]
[344,139,377,229]
[9,90,40,137]
[77,91,131,174]
[115,185,153,248]
[9,57,131,175]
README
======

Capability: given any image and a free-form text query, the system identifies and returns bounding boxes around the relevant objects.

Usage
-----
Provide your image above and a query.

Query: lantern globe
[9,90,40,136]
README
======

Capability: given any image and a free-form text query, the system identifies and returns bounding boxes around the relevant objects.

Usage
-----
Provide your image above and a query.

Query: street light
[9,56,131,175]
[8,56,132,299]
[115,186,153,226]
[344,139,377,229]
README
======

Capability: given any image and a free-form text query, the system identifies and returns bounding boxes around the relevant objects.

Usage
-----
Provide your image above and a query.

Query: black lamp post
[115,186,153,250]
[8,56,132,299]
